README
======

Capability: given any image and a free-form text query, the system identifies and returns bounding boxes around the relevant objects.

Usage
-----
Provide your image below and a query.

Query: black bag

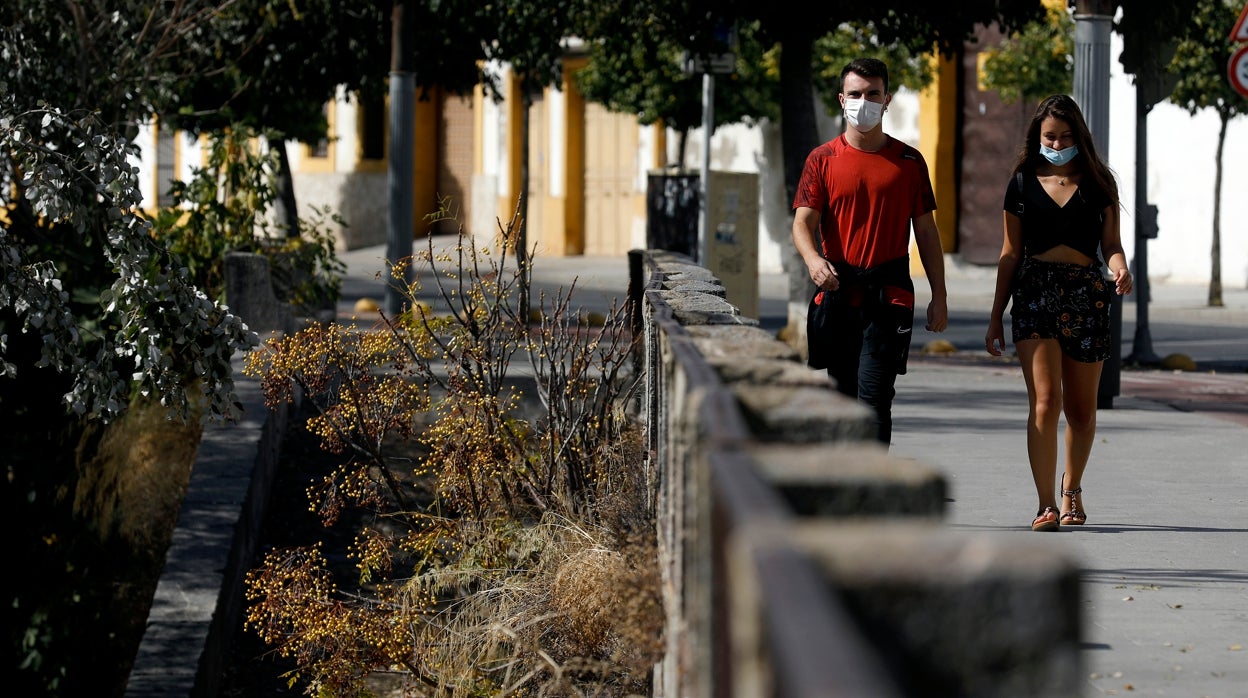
[806,288,836,370]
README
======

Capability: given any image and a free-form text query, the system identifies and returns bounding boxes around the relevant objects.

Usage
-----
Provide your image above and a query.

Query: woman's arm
[1100,204,1133,296]
[986,211,1024,356]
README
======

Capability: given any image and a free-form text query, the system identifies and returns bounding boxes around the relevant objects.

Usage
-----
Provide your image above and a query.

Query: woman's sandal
[1032,506,1060,532]
[1061,487,1087,526]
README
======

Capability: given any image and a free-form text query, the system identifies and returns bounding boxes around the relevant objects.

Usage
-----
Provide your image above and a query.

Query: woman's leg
[1061,355,1103,520]
[1016,338,1064,513]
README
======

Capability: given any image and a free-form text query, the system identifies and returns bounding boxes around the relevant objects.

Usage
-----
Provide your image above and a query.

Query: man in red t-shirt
[792,57,948,446]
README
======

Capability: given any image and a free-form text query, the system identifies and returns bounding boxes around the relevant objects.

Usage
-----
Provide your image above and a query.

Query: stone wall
[636,250,1082,698]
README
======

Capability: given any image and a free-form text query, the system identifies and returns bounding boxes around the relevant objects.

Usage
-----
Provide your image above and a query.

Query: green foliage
[149,124,344,311]
[481,0,587,98]
[153,127,282,299]
[265,207,347,314]
[3,7,269,688]
[242,217,656,694]
[576,15,780,133]
[813,22,937,113]
[1168,0,1247,118]
[981,2,1074,104]
[1,70,258,428]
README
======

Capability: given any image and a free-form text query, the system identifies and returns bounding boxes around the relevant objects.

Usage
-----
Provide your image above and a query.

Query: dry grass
[72,398,201,549]
[281,419,664,698]
[416,502,664,697]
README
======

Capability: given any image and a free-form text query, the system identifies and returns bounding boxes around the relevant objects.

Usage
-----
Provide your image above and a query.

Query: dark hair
[840,57,889,94]
[1013,94,1119,205]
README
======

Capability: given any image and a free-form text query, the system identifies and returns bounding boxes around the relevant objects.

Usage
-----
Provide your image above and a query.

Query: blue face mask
[1040,143,1079,166]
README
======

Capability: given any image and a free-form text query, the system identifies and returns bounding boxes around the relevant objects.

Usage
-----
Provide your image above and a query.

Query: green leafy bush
[150,125,344,314]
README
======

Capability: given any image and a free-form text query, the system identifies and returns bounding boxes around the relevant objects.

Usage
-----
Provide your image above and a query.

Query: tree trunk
[269,137,301,238]
[778,29,819,207]
[777,26,821,337]
[1209,112,1225,307]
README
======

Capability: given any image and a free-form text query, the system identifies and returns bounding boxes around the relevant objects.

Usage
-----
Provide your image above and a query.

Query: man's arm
[911,211,948,332]
[793,206,838,291]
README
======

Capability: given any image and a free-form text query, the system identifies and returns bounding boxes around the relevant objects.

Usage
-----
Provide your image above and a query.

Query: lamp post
[1124,78,1169,366]
[1072,0,1118,408]
[386,1,415,317]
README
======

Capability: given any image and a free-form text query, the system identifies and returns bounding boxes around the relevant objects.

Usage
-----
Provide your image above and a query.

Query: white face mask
[844,97,885,132]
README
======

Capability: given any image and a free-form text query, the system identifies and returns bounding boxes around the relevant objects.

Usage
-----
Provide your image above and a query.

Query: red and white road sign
[1234,1,1248,42]
[1231,45,1248,98]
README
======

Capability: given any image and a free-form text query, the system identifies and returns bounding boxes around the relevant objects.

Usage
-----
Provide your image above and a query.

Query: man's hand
[807,258,840,291]
[925,297,948,333]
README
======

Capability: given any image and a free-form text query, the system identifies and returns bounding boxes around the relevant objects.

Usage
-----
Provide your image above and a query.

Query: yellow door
[583,103,637,256]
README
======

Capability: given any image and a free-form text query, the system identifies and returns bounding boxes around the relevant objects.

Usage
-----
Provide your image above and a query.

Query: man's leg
[856,346,898,446]
[858,301,912,446]
[823,304,864,400]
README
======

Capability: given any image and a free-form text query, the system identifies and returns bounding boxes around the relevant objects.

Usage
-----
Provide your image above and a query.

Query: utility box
[706,170,759,320]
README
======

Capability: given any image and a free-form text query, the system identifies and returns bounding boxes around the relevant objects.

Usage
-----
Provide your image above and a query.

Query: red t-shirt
[792,134,937,270]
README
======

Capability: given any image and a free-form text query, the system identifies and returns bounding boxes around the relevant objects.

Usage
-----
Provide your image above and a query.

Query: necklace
[1059,177,1066,186]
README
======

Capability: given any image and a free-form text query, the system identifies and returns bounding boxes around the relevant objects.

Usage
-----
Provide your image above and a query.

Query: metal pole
[699,72,713,265]
[1073,14,1111,153]
[1127,87,1160,364]
[1073,2,1118,408]
[385,2,415,316]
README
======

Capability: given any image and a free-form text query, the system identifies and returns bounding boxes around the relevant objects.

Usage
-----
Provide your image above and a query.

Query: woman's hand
[985,317,1006,356]
[1112,266,1133,296]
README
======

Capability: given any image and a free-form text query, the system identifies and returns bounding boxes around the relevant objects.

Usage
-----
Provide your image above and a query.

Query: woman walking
[985,94,1133,532]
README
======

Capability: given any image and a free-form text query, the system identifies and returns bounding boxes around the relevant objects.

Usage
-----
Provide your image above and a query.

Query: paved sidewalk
[895,265,1248,697]
[891,357,1248,698]
[338,243,1248,697]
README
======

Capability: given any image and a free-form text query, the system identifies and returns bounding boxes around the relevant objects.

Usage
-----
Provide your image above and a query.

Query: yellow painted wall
[563,56,588,255]
[918,52,959,252]
[413,93,438,237]
[915,51,960,276]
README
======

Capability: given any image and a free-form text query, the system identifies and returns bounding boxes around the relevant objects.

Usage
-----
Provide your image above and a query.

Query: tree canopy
[980,0,1074,104]
[1167,0,1247,306]
[2,1,259,424]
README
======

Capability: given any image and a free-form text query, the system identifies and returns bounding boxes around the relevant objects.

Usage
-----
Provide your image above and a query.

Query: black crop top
[1003,171,1111,263]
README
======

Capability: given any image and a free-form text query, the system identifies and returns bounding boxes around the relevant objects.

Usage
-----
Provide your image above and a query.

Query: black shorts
[1010,257,1113,363]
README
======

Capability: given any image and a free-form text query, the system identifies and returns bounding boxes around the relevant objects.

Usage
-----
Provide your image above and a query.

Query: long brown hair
[1011,94,1119,205]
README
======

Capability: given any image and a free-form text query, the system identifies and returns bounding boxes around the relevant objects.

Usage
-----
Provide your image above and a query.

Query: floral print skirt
[1010,257,1113,363]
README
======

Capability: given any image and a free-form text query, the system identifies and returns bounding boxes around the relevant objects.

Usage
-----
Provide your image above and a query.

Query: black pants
[822,299,913,445]
[807,257,916,446]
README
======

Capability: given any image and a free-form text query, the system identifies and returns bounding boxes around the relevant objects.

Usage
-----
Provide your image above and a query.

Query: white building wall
[634,124,660,251]
[1107,32,1248,288]
[133,121,205,208]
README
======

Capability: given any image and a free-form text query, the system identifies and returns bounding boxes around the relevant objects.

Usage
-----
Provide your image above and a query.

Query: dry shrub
[242,222,661,696]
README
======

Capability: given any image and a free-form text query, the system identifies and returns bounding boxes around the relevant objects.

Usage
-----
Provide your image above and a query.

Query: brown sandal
[1061,487,1087,526]
[1032,506,1060,532]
